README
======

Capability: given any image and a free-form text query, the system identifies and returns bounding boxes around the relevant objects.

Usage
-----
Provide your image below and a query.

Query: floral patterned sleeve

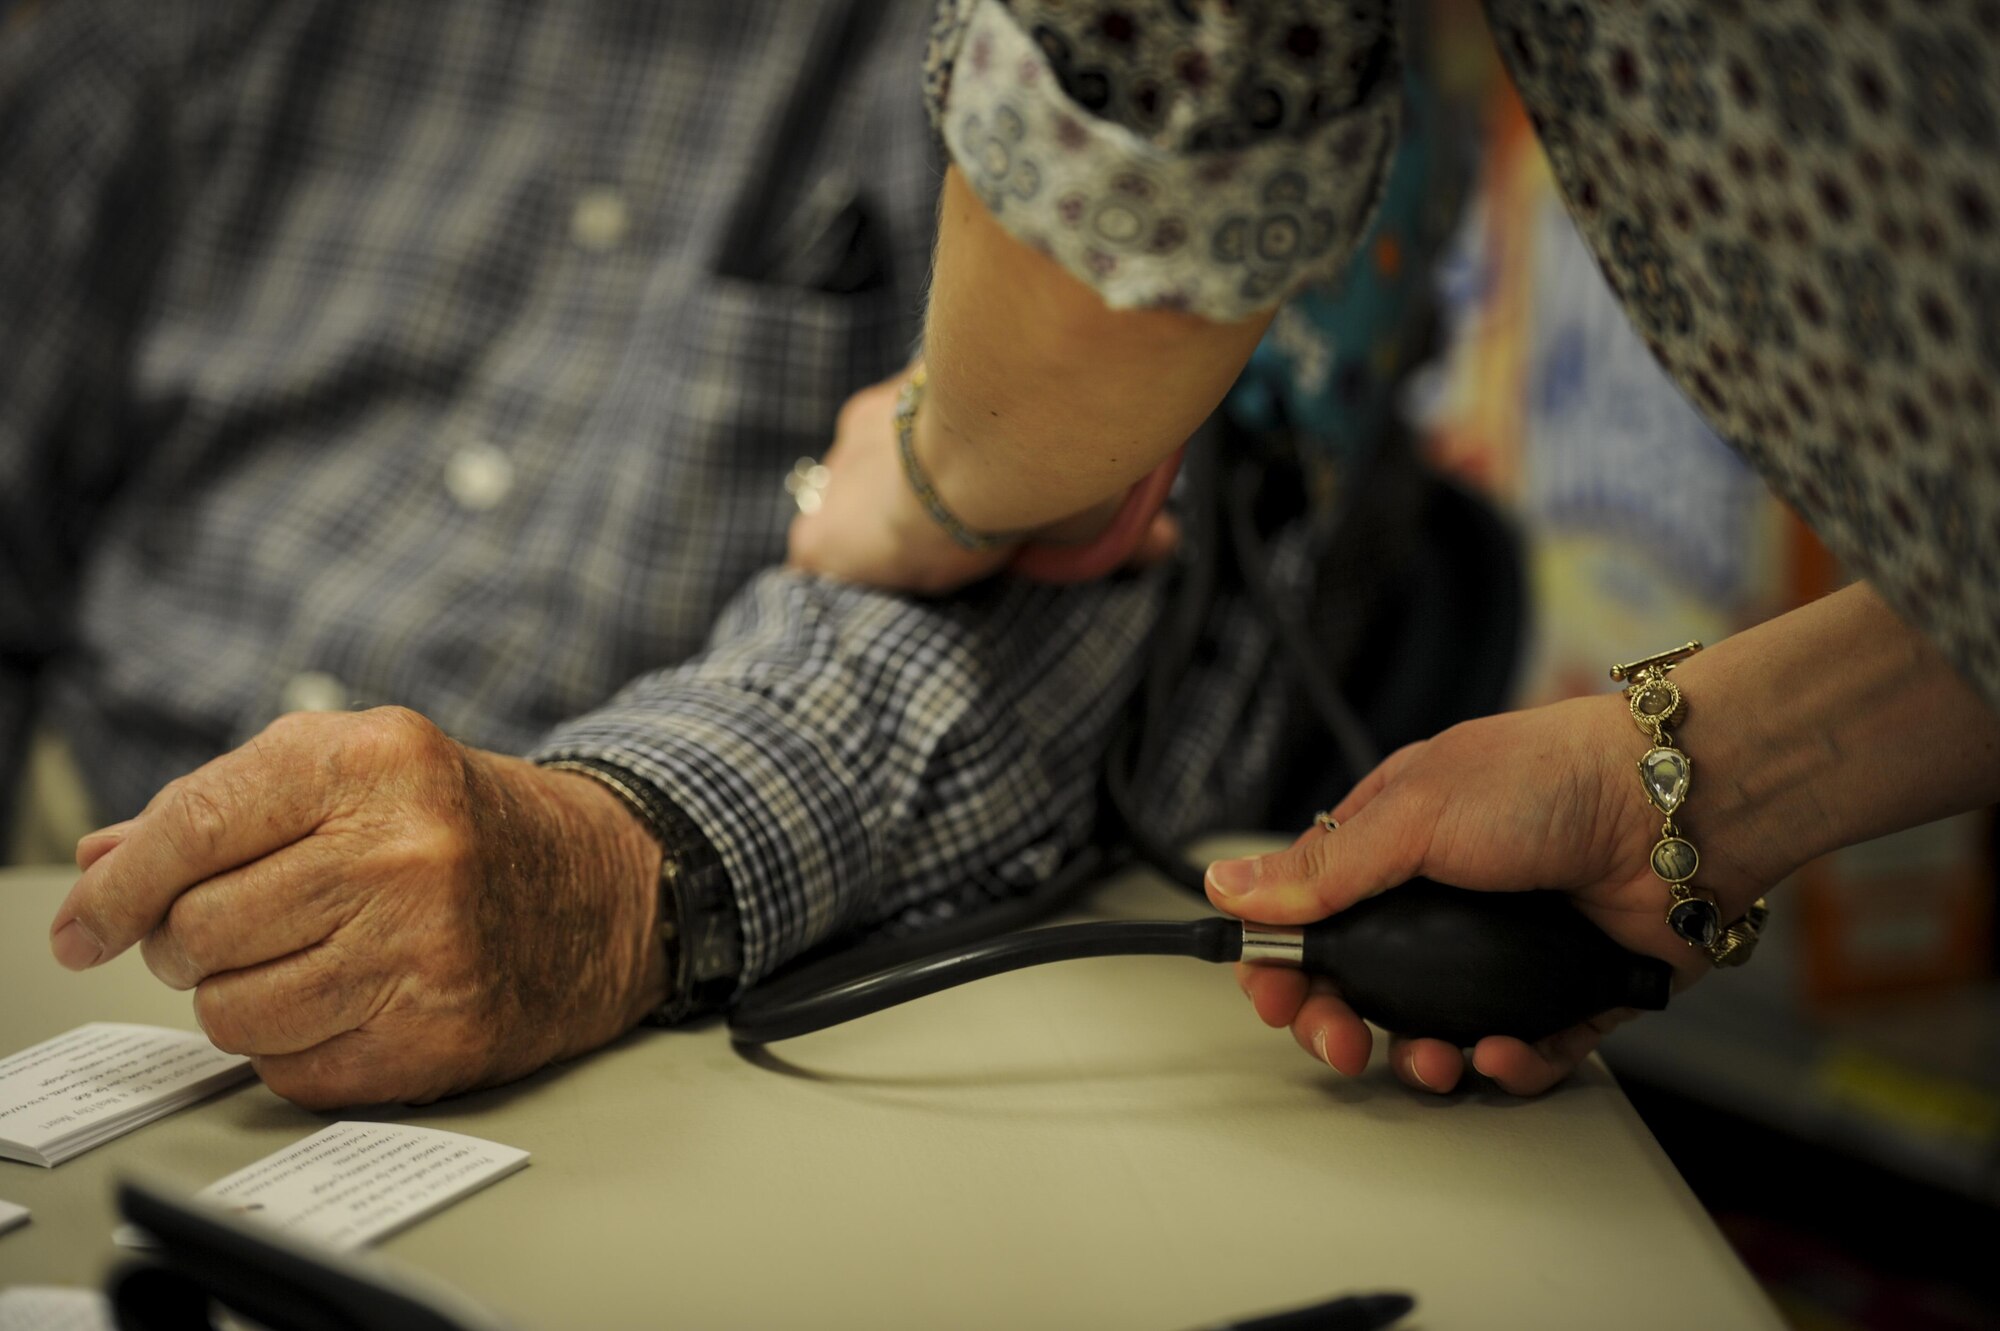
[1486,0,2000,707]
[923,0,1403,318]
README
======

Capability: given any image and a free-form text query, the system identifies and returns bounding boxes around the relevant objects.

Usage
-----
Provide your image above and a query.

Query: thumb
[1204,798,1426,924]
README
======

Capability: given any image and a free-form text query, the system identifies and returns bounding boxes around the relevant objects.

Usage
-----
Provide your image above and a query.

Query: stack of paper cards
[0,1024,251,1167]
[122,1121,529,1253]
[0,1287,112,1331]
[0,1198,27,1237]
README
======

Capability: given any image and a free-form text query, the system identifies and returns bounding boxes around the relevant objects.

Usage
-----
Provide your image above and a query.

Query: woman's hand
[1208,585,2000,1097]
[786,369,1015,595]
[1207,693,1783,1097]
[787,366,1179,595]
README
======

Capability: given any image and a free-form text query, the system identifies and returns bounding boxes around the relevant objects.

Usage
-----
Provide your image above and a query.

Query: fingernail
[52,919,104,971]
[1206,856,1260,897]
[1408,1054,1438,1093]
[1312,1027,1334,1069]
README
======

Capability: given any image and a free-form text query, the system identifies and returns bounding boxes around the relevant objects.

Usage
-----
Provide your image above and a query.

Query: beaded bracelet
[893,366,1025,553]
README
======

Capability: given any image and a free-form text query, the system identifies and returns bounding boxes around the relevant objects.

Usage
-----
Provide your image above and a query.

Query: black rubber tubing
[728,918,1242,1045]
[726,884,1674,1048]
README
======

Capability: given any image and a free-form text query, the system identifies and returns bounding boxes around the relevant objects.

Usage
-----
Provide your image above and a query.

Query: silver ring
[1313,811,1339,833]
[784,457,832,515]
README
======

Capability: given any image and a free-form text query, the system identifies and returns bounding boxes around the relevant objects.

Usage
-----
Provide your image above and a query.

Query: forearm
[911,0,1405,536]
[1677,582,2000,898]
[919,167,1273,534]
[531,567,1164,998]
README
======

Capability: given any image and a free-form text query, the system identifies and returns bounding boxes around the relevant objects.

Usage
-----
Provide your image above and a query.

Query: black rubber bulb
[1296,879,1673,1046]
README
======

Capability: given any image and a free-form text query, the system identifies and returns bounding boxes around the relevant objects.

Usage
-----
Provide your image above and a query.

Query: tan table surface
[0,845,1781,1330]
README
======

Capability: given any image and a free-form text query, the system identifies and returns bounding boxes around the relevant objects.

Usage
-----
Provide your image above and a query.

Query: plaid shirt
[0,0,1297,1013]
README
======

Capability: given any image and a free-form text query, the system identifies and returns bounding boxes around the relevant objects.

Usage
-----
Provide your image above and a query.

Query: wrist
[1576,664,1781,952]
[532,766,671,1047]
[1665,649,1828,911]
[914,362,1145,538]
[1576,693,1759,918]
[910,375,1171,561]
[907,373,1030,537]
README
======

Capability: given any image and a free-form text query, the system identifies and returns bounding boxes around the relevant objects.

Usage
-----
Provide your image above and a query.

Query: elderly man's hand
[48,708,667,1110]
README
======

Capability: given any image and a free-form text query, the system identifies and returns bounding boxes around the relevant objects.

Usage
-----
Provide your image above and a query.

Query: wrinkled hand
[786,367,1177,594]
[1205,695,1778,1096]
[50,708,666,1110]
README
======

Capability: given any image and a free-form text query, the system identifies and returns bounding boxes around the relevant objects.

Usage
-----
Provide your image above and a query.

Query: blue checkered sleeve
[534,569,1163,1002]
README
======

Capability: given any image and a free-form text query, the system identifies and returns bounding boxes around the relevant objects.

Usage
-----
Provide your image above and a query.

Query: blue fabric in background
[1226,26,1475,486]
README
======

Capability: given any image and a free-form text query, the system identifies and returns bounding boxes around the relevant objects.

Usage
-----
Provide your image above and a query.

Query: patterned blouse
[925,0,2000,710]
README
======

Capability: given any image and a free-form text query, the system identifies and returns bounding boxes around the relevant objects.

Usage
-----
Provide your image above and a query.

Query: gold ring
[1314,811,1339,833]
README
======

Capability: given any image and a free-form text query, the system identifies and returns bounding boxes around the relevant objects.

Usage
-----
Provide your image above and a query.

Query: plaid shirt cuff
[530,683,875,1006]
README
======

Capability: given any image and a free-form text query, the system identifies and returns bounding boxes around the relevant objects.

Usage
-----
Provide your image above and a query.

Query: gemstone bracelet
[1610,642,1769,967]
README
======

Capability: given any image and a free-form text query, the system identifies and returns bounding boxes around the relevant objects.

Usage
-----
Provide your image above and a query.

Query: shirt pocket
[715,172,896,297]
[682,267,911,458]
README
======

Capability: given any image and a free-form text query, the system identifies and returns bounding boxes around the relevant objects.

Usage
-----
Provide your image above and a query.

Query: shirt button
[280,672,349,714]
[570,188,631,251]
[445,442,515,512]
